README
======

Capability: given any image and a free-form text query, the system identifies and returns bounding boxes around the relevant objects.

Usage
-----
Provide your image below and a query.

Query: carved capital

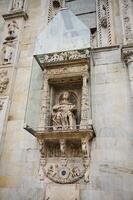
[122,50,133,65]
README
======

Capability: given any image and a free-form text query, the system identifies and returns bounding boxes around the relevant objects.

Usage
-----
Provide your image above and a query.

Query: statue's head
[62,91,70,100]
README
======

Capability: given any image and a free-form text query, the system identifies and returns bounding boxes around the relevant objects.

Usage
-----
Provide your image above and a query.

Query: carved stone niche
[38,134,94,184]
[36,49,92,132]
[3,0,28,20]
[34,48,95,184]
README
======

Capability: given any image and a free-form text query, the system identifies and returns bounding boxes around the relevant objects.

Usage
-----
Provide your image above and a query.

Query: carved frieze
[44,49,89,63]
[0,70,9,94]
[36,49,90,67]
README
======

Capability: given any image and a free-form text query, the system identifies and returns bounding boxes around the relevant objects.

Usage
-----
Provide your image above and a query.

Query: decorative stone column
[80,74,92,129]
[96,0,114,46]
[122,48,133,100]
[119,0,133,44]
[39,77,50,130]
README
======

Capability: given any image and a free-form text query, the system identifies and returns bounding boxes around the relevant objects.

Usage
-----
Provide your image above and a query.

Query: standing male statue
[52,91,77,130]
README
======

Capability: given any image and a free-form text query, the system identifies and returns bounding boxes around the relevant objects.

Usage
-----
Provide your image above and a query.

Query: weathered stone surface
[0,0,133,200]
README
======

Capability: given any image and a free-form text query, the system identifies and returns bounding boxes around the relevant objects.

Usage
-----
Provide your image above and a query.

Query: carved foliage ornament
[0,70,9,93]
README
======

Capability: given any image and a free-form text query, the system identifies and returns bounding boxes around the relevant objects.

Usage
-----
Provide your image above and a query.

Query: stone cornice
[3,10,28,20]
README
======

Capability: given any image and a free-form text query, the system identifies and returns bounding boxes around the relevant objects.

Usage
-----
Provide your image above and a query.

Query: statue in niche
[100,4,107,28]
[5,21,19,41]
[11,0,24,11]
[52,91,77,130]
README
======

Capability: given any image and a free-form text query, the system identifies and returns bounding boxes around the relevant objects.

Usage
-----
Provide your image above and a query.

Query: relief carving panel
[0,70,9,94]
[0,20,20,66]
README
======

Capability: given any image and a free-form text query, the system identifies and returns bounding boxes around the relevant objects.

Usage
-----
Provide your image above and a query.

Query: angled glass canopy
[24,8,91,136]
[34,8,90,55]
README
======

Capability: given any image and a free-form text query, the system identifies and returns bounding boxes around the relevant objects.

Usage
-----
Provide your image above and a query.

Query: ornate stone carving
[41,49,89,64]
[48,0,63,23]
[45,161,84,184]
[5,20,19,41]
[121,0,132,42]
[0,100,4,111]
[11,0,25,11]
[122,50,133,65]
[0,70,9,94]
[1,42,15,65]
[52,91,77,130]
[97,0,112,46]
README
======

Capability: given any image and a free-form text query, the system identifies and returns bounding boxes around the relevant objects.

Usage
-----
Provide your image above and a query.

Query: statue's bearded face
[62,91,69,100]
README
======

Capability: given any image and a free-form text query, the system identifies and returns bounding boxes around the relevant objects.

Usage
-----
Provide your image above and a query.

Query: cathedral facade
[0,0,133,199]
